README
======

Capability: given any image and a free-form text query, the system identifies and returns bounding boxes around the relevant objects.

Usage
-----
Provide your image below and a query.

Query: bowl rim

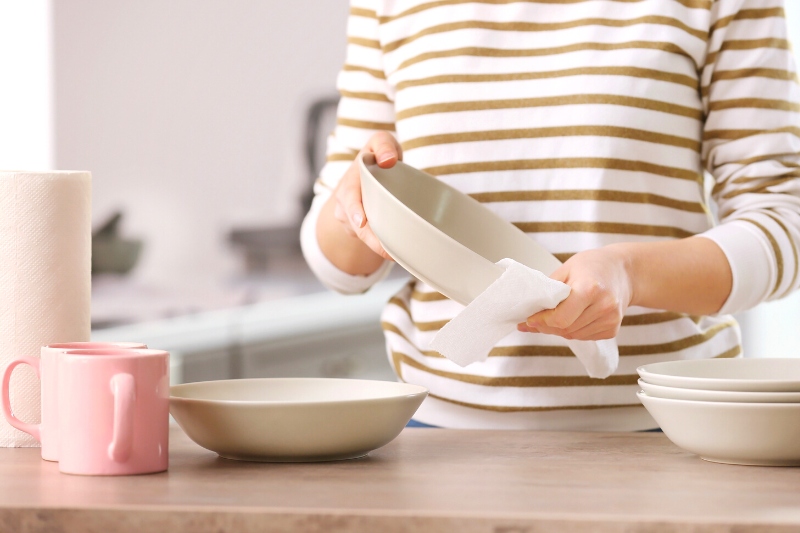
[358,152,504,304]
[636,390,800,409]
[169,377,429,406]
[636,358,800,389]
[637,378,800,399]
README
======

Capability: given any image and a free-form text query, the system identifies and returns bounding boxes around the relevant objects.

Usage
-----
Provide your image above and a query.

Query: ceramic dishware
[638,379,800,403]
[58,348,169,475]
[359,152,560,305]
[637,392,800,466]
[1,342,146,461]
[637,358,800,392]
[170,378,428,462]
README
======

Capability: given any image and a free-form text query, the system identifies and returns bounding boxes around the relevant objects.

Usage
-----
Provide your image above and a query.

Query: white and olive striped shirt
[301,0,800,430]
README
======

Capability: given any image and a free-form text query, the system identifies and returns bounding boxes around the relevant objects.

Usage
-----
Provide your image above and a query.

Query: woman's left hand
[517,244,634,341]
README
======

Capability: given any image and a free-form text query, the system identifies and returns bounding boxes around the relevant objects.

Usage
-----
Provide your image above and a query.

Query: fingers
[358,221,393,261]
[521,284,623,341]
[333,202,355,236]
[329,132,403,260]
[336,165,367,234]
[527,290,591,332]
[365,131,402,168]
[333,164,392,259]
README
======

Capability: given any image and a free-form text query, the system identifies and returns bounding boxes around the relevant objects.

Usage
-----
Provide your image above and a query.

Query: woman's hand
[330,132,402,260]
[517,245,634,341]
[316,132,402,275]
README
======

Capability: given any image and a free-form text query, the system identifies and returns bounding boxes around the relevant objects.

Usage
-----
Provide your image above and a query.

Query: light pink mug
[58,348,169,476]
[1,342,146,461]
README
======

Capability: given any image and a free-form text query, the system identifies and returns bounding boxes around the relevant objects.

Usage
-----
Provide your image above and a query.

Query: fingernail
[377,152,393,164]
[526,319,538,328]
[352,212,364,227]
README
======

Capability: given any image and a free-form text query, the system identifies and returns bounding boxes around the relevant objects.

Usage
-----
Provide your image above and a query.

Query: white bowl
[637,392,800,466]
[359,153,560,305]
[170,378,427,462]
[638,379,800,403]
[637,358,800,392]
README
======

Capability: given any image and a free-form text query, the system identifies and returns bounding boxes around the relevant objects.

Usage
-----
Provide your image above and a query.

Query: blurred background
[1,1,799,384]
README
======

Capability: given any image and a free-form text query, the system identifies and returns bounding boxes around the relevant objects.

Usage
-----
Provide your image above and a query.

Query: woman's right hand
[329,131,402,261]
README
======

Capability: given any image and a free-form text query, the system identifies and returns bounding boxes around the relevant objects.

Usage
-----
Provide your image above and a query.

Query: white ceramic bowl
[637,392,800,466]
[359,153,561,305]
[637,358,800,392]
[638,379,800,403]
[170,378,427,462]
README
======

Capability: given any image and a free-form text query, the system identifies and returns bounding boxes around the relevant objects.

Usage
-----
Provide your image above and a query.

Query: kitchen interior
[2,1,800,531]
[3,0,798,388]
[4,0,409,386]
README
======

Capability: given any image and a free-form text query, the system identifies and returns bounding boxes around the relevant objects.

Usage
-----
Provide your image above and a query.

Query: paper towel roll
[0,171,91,447]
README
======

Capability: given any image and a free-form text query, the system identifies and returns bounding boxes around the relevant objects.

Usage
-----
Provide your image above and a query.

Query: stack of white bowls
[636,358,800,466]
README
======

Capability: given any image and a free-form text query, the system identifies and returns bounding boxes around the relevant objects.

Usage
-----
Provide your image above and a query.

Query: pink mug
[1,342,146,461]
[58,348,169,476]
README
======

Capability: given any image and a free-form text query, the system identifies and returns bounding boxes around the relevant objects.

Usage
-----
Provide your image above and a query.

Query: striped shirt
[300,0,800,430]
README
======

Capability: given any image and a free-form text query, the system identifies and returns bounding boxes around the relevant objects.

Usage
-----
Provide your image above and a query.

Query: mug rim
[61,348,167,359]
[46,342,146,350]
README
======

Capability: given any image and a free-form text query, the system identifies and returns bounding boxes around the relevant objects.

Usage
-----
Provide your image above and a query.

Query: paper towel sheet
[0,171,91,447]
[429,258,619,379]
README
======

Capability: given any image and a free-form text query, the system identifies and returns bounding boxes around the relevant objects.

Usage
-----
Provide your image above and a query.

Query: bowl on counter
[636,392,800,466]
[170,378,427,462]
[359,152,561,305]
[637,358,800,465]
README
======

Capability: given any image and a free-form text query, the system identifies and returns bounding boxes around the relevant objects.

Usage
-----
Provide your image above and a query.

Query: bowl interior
[170,378,428,404]
[639,358,800,380]
[360,154,561,304]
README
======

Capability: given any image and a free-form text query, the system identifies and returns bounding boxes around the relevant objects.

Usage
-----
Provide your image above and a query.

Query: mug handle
[0,357,42,442]
[108,373,135,462]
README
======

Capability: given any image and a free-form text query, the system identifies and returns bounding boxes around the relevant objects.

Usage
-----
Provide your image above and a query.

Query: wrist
[606,242,639,308]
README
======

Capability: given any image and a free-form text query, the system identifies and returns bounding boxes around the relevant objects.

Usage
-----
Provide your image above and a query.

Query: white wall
[786,1,800,48]
[0,0,53,169]
[53,0,349,286]
[735,2,800,359]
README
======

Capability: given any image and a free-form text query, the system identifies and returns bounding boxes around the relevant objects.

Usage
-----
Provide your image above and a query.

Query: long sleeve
[698,0,800,314]
[300,0,395,294]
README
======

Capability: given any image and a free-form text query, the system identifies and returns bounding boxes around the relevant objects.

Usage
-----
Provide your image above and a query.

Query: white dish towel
[429,258,619,379]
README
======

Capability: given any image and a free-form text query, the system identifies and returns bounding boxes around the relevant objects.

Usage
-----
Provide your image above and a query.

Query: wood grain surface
[0,426,798,533]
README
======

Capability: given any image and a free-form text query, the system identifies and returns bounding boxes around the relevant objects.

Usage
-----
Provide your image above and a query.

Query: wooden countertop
[1,426,798,533]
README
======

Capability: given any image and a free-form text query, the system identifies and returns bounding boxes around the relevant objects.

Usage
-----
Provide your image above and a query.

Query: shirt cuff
[696,220,775,315]
[300,195,393,295]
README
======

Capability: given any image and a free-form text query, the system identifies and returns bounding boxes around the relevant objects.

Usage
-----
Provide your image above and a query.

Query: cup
[1,342,146,461]
[58,348,169,476]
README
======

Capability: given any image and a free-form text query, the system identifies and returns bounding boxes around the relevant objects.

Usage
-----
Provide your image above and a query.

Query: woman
[301,0,800,430]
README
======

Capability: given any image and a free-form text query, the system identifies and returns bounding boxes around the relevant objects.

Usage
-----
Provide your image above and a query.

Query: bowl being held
[359,153,560,305]
[170,378,427,462]
[637,358,800,392]
[637,392,800,466]
[638,379,800,403]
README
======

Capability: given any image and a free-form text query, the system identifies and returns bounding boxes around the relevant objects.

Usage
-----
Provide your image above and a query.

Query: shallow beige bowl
[170,378,427,462]
[637,358,800,392]
[637,392,800,466]
[638,379,800,403]
[359,153,560,305]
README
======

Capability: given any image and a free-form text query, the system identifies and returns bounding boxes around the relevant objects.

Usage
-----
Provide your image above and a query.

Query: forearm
[316,194,386,276]
[613,237,732,315]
